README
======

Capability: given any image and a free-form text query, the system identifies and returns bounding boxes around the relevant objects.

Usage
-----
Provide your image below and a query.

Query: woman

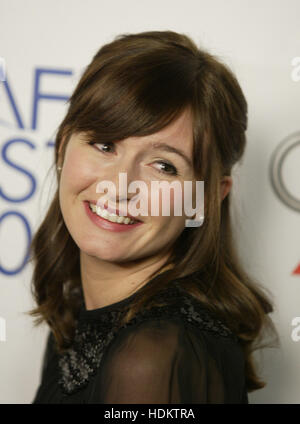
[28,30,279,404]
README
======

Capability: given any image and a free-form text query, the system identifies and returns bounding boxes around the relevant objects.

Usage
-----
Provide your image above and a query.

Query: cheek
[61,149,92,195]
[149,183,186,228]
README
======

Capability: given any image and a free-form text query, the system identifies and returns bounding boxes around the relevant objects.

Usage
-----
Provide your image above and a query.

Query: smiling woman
[27,30,279,404]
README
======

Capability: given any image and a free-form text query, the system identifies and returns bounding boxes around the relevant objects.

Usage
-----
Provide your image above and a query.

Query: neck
[80,251,174,310]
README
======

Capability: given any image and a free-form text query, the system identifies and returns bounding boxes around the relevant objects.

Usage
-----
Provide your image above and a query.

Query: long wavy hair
[27,30,279,393]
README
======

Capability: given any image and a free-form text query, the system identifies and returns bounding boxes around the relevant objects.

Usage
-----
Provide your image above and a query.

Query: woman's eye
[154,161,178,176]
[87,141,178,176]
[87,141,115,153]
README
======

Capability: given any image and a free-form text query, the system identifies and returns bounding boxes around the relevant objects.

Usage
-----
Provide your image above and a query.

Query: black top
[32,280,249,404]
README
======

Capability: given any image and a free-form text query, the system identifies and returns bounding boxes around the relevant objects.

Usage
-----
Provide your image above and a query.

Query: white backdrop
[0,0,299,404]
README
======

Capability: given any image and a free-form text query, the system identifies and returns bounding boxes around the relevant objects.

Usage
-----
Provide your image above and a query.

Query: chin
[78,241,125,262]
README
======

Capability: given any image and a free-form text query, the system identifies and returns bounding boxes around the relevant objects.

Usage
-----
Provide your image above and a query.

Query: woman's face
[58,108,196,263]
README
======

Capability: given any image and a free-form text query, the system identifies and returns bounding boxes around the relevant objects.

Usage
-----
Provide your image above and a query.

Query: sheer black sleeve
[96,318,247,404]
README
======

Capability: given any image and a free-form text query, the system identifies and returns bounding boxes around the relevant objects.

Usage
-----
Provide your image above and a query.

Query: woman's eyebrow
[149,141,192,167]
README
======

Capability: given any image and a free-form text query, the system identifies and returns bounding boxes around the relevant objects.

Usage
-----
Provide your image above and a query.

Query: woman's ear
[220,176,233,201]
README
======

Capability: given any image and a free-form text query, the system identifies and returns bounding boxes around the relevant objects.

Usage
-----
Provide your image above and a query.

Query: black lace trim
[58,284,238,396]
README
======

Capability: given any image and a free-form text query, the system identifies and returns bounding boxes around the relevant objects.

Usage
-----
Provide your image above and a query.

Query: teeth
[89,203,136,225]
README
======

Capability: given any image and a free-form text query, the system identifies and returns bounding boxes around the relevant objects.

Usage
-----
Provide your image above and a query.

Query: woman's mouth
[83,201,144,232]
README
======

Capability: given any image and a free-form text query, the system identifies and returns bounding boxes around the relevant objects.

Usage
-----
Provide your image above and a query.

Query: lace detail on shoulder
[58,283,238,396]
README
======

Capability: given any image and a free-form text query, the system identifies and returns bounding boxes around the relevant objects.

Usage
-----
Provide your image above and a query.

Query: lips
[87,200,142,222]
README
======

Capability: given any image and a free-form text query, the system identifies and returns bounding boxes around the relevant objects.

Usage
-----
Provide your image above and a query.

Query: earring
[57,166,62,172]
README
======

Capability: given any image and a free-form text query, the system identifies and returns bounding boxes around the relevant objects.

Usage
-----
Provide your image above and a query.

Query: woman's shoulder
[55,281,242,396]
[74,280,240,348]
[75,280,239,344]
[121,281,239,343]
[96,283,247,404]
[96,281,243,374]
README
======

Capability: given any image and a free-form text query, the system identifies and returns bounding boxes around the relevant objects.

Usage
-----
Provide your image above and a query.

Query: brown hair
[27,30,279,393]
